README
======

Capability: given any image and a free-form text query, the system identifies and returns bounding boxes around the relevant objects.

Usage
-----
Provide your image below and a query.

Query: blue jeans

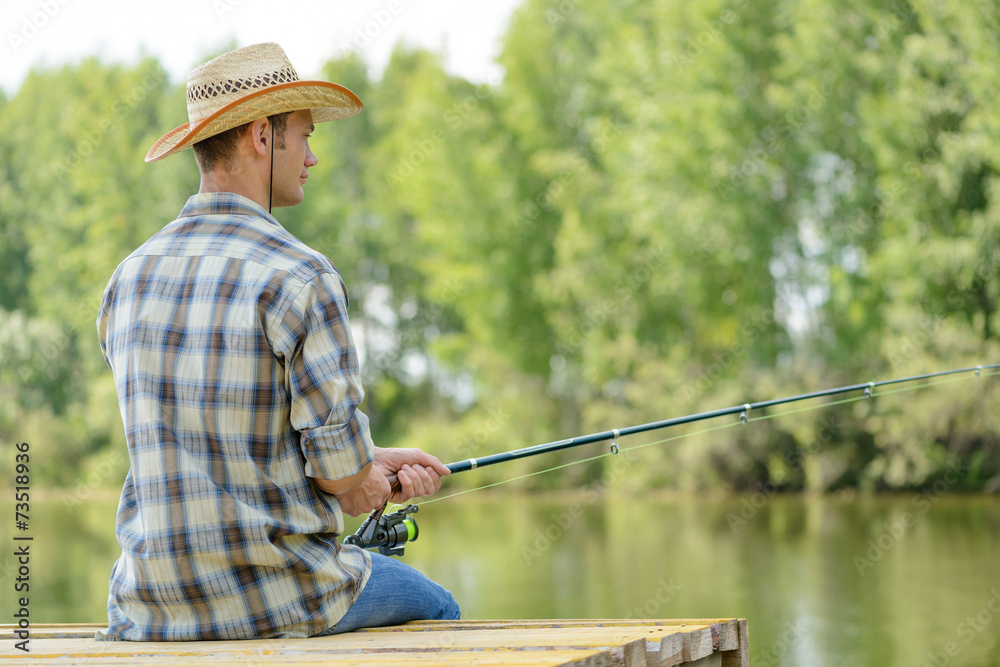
[324,553,461,634]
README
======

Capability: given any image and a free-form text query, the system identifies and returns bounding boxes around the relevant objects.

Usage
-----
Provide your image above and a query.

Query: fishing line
[412,418,738,508]
[412,367,1000,507]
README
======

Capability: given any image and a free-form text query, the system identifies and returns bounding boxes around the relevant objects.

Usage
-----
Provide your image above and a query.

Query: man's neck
[199,168,269,210]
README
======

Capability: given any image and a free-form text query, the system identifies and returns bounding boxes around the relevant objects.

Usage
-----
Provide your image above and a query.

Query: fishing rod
[345,363,999,556]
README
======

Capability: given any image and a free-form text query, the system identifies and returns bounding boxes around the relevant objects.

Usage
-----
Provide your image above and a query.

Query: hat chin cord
[267,122,274,214]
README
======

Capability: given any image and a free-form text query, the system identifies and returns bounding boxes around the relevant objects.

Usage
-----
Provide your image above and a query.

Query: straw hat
[145,42,362,162]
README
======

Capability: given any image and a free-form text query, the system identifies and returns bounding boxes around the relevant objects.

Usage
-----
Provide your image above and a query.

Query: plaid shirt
[96,193,374,641]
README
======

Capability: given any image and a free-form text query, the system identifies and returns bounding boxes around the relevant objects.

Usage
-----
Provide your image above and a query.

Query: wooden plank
[362,617,737,664]
[11,623,106,639]
[680,627,713,662]
[719,619,749,667]
[616,637,648,667]
[13,628,703,667]
[642,620,735,653]
[375,618,742,662]
[11,619,745,640]
[386,619,742,631]
[5,620,747,667]
[713,620,739,651]
[25,627,693,654]
[647,631,683,667]
[0,648,613,666]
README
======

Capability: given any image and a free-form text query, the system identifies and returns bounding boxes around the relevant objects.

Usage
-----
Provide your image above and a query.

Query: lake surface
[3,492,999,666]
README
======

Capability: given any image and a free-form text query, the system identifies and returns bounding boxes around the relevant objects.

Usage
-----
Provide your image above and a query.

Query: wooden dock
[1,618,747,666]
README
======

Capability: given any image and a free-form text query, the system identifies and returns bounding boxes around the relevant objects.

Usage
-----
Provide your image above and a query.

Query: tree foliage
[2,0,998,492]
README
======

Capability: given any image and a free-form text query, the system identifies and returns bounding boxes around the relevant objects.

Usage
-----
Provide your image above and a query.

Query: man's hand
[330,447,450,516]
[374,446,451,504]
[332,466,391,517]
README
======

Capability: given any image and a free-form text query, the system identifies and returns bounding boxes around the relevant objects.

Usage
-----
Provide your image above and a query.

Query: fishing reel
[344,503,419,557]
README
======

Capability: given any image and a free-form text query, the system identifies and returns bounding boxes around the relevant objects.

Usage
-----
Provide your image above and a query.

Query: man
[96,43,459,641]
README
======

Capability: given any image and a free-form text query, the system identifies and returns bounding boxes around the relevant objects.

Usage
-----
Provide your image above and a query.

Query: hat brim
[145,80,362,162]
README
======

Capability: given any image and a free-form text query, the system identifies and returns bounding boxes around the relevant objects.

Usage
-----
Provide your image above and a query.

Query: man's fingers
[393,464,442,501]
[424,465,443,493]
[409,464,440,495]
[397,466,415,498]
[400,465,427,497]
[376,449,450,502]
[375,447,451,478]
[412,451,451,476]
[397,448,450,477]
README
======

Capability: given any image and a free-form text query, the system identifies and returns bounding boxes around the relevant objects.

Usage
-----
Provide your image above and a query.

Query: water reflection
[406,493,1000,667]
[5,493,999,666]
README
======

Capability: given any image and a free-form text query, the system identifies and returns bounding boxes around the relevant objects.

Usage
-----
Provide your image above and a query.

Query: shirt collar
[178,192,282,227]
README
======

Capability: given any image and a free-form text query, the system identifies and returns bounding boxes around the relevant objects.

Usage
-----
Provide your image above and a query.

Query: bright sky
[1,0,523,95]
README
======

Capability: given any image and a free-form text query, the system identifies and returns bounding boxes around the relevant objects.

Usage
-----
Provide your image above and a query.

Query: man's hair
[192,112,290,173]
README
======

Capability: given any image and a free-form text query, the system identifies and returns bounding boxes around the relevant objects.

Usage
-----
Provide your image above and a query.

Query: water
[3,492,999,666]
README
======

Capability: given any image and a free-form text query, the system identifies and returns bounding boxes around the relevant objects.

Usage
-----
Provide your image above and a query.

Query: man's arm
[311,461,392,517]
[311,461,373,496]
[278,275,376,505]
[280,274,448,515]
[318,447,451,516]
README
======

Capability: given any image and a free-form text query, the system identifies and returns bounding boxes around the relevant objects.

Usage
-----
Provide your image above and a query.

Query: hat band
[187,65,299,103]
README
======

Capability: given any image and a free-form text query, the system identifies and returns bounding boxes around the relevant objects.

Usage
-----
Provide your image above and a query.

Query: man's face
[271,109,318,208]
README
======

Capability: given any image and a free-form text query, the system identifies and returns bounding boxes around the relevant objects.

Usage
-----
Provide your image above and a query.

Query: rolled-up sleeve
[280,272,374,482]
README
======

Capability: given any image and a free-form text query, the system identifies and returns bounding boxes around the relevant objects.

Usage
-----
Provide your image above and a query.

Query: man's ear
[248,117,271,158]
